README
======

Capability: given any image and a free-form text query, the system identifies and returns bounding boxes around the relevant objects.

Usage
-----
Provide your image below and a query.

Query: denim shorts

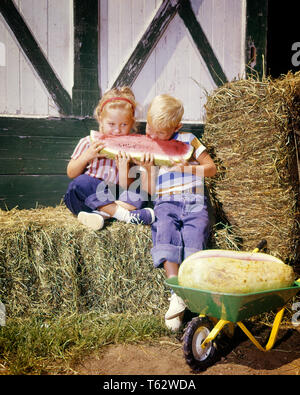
[64,174,148,215]
[151,193,210,268]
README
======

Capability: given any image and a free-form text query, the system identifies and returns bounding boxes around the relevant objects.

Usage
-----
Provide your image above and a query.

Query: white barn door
[99,0,246,122]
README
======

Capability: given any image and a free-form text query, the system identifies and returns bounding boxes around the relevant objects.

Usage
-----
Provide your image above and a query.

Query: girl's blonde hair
[94,86,137,130]
[147,94,184,131]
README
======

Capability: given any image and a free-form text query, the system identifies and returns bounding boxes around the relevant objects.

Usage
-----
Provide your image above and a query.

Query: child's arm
[132,153,157,196]
[115,151,135,189]
[166,150,217,178]
[67,140,105,179]
[195,150,217,177]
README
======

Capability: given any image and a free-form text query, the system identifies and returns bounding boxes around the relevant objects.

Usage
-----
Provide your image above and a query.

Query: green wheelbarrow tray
[166,277,300,323]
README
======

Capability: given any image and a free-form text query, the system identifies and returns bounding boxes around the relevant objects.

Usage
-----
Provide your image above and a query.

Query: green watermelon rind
[90,130,194,166]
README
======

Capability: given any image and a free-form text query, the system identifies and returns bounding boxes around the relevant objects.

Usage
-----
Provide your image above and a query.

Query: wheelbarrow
[165,241,300,371]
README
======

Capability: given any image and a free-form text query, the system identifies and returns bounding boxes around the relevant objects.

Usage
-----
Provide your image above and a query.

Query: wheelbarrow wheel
[183,316,218,372]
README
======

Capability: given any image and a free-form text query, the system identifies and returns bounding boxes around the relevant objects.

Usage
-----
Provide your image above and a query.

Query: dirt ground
[73,324,300,376]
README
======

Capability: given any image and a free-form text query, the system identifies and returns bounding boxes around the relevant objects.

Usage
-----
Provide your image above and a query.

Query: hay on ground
[202,72,300,266]
[0,205,168,318]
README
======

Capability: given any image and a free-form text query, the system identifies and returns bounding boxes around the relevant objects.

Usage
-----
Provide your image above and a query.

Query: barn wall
[0,0,73,117]
[100,0,246,122]
[0,0,265,209]
[0,0,247,119]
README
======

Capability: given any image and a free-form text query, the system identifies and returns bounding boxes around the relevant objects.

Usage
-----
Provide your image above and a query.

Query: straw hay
[1,73,299,320]
[202,72,300,265]
[0,205,168,318]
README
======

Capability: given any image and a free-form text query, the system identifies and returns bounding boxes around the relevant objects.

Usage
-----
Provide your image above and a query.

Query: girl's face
[99,108,134,136]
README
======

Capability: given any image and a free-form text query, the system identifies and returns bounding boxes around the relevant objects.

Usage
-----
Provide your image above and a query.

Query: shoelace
[129,213,143,224]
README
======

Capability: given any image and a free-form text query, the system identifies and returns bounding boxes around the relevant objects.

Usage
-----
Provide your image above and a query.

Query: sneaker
[78,211,104,231]
[165,312,184,332]
[165,293,186,320]
[128,208,155,225]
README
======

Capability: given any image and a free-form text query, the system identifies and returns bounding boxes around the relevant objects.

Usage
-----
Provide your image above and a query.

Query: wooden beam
[0,117,97,176]
[245,0,268,79]
[72,0,101,117]
[112,0,181,88]
[178,0,228,87]
[0,116,98,137]
[0,0,72,116]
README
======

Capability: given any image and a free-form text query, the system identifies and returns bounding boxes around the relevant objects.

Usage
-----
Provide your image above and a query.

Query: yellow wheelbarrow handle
[252,239,267,253]
[237,307,285,352]
[201,307,285,352]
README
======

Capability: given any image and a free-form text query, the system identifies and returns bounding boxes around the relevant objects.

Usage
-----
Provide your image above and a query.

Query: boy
[135,94,217,331]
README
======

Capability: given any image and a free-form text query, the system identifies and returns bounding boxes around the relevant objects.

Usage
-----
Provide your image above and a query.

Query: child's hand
[164,158,190,172]
[115,151,131,170]
[83,140,106,162]
[90,141,106,160]
[132,153,154,172]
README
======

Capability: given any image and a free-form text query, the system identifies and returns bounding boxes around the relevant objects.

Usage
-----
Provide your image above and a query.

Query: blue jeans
[151,194,210,268]
[64,174,148,215]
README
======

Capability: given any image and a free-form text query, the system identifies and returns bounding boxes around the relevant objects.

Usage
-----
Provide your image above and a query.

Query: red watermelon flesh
[90,131,194,166]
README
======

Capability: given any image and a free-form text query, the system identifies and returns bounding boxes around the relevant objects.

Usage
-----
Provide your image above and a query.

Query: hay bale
[202,72,300,264]
[0,206,167,318]
[78,223,167,314]
[0,206,80,317]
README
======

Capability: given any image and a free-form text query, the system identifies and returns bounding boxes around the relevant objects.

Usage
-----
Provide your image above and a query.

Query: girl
[64,87,154,230]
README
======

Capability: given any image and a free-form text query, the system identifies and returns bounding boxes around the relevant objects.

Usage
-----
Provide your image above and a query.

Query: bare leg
[98,201,136,218]
[115,200,136,211]
[98,202,133,217]
[164,260,186,331]
[97,201,154,225]
[164,260,179,278]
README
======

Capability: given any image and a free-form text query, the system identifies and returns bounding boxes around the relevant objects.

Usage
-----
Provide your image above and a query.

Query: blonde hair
[94,86,137,130]
[147,94,184,131]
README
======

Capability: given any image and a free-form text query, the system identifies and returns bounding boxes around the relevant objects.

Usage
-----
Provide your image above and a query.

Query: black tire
[183,316,218,372]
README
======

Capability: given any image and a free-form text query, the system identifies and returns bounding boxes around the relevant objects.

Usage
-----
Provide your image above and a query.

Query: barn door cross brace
[0,0,229,117]
[0,0,72,116]
[178,0,228,86]
[112,0,228,89]
[0,0,100,117]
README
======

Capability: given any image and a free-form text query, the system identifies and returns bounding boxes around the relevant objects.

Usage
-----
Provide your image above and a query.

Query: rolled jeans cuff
[183,247,200,261]
[151,244,183,268]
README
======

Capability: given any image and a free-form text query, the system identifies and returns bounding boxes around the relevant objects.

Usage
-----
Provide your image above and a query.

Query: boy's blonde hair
[147,94,184,131]
[94,86,137,130]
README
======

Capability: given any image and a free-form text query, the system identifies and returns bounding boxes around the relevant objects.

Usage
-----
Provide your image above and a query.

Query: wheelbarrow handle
[252,239,267,253]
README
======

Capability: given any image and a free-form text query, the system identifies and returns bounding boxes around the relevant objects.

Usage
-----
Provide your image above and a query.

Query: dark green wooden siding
[0,117,204,210]
[0,117,97,209]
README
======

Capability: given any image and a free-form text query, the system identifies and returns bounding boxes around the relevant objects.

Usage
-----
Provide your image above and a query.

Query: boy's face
[146,123,178,141]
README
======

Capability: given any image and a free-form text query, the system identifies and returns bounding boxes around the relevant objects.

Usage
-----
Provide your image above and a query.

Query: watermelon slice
[90,130,194,166]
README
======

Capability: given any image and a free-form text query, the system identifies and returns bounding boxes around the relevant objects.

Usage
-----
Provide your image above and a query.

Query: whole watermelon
[178,250,295,294]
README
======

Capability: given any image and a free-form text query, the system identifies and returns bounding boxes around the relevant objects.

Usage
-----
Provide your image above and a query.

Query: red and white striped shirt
[71,136,119,184]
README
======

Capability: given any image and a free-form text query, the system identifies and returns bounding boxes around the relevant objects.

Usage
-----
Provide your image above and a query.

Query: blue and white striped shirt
[156,131,206,195]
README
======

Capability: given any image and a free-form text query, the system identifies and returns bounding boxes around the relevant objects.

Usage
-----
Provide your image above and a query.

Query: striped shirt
[156,131,206,195]
[71,135,119,184]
